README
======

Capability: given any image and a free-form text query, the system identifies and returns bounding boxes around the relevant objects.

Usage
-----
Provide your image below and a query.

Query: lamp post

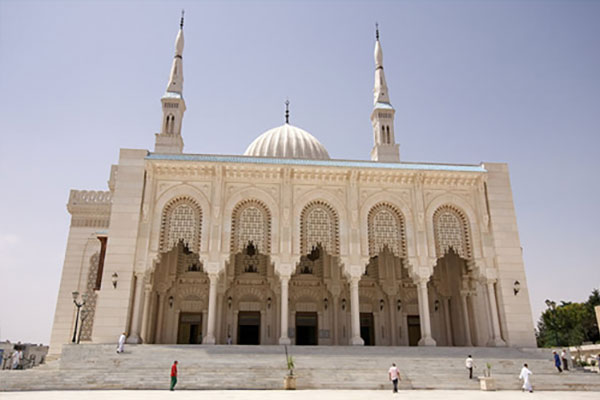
[77,309,88,344]
[71,291,87,343]
[545,299,559,346]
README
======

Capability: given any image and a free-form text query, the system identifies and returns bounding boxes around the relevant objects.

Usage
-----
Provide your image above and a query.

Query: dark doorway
[360,312,375,346]
[177,313,203,344]
[407,315,421,346]
[238,311,260,345]
[295,312,318,345]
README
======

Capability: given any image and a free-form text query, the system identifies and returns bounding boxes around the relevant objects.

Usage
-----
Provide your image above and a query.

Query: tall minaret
[370,24,400,162]
[154,11,187,154]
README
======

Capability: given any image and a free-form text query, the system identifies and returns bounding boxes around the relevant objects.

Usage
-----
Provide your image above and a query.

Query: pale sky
[0,0,599,344]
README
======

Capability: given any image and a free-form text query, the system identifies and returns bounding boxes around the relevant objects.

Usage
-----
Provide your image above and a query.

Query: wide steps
[1,344,599,391]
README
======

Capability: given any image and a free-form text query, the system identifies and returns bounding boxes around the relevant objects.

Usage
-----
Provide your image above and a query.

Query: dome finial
[180,9,185,29]
[285,99,290,124]
[375,22,379,41]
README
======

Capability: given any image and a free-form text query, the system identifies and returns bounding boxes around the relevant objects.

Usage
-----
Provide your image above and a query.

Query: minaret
[154,11,187,154]
[370,24,400,162]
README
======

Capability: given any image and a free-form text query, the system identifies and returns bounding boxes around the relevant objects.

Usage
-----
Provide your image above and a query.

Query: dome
[244,123,330,160]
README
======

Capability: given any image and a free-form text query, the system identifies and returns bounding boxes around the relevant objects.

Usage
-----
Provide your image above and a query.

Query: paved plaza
[2,391,599,400]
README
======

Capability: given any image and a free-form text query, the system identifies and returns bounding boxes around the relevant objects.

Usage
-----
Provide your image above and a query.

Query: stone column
[155,292,166,343]
[127,273,145,343]
[486,280,506,347]
[460,292,473,346]
[416,277,436,346]
[332,296,339,345]
[443,297,453,346]
[279,274,291,345]
[388,294,397,346]
[140,285,152,343]
[349,275,364,345]
[203,272,219,344]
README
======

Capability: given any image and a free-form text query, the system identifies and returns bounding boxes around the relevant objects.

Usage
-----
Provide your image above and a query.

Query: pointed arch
[432,205,472,260]
[159,196,202,253]
[367,202,406,258]
[300,200,340,255]
[230,199,271,254]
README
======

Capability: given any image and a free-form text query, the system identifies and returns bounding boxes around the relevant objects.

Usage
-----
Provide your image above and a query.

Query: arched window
[386,127,391,144]
[368,203,406,257]
[300,201,339,255]
[433,205,472,259]
[231,200,271,254]
[380,125,385,144]
[160,197,202,253]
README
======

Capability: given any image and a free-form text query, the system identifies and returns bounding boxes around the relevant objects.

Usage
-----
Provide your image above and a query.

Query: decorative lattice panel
[231,200,270,254]
[433,206,471,259]
[368,204,405,257]
[160,198,202,253]
[80,253,99,341]
[301,202,339,255]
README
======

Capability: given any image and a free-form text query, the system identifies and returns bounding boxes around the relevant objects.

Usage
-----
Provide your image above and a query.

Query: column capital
[275,263,294,279]
[410,266,433,285]
[204,261,223,275]
[343,264,365,280]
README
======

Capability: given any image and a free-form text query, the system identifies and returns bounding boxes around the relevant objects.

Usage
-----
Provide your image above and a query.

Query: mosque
[49,15,536,353]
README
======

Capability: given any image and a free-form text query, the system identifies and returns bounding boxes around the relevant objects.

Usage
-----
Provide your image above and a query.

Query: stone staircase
[1,344,599,391]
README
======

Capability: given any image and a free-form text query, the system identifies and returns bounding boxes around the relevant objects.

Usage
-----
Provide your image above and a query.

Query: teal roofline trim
[146,153,486,173]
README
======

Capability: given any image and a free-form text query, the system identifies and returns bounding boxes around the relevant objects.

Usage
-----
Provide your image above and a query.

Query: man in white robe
[11,349,22,370]
[519,363,533,393]
[117,332,126,354]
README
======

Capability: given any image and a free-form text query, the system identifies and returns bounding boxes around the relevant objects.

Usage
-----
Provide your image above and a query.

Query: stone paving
[1,391,599,400]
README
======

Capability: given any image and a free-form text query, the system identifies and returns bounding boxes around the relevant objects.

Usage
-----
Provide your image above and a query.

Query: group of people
[465,355,533,393]
[552,349,570,372]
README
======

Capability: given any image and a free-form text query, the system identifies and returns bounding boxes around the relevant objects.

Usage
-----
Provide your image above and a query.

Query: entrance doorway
[177,313,203,344]
[295,312,318,345]
[360,313,375,346]
[238,311,261,345]
[407,315,421,346]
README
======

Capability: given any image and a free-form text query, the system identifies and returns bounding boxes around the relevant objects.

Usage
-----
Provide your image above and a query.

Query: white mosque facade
[49,18,536,353]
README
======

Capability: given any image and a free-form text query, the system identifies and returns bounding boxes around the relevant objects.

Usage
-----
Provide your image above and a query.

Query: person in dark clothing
[553,351,562,372]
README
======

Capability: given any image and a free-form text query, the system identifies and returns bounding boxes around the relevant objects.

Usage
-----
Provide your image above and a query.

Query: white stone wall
[92,149,147,344]
[52,152,537,348]
[484,162,536,347]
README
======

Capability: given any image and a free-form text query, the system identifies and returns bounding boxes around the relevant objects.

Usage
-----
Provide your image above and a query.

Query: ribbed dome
[244,123,330,160]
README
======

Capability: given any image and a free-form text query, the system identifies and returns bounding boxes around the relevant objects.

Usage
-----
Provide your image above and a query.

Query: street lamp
[77,309,88,344]
[71,291,87,343]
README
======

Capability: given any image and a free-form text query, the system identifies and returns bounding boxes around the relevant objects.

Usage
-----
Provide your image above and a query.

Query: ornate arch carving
[367,202,406,258]
[159,196,203,253]
[433,205,472,260]
[230,199,271,254]
[300,201,340,255]
[233,286,268,302]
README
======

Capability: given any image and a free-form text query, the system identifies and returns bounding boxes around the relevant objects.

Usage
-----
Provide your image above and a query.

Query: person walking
[560,349,569,371]
[11,348,22,370]
[117,332,126,354]
[553,351,562,372]
[519,363,533,393]
[388,362,400,393]
[170,360,178,391]
[465,355,474,379]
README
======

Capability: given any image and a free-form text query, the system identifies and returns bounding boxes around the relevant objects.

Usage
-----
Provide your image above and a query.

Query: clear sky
[0,0,598,345]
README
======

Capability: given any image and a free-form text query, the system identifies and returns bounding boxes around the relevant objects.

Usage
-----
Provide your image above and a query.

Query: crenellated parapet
[67,190,112,228]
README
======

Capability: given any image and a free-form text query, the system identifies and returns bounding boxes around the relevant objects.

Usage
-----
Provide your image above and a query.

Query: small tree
[284,345,295,376]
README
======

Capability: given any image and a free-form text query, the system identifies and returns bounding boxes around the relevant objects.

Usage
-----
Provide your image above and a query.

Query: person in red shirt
[170,360,178,391]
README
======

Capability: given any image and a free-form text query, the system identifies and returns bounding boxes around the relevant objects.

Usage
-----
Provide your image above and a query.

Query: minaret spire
[285,100,290,124]
[154,11,187,154]
[370,23,400,162]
